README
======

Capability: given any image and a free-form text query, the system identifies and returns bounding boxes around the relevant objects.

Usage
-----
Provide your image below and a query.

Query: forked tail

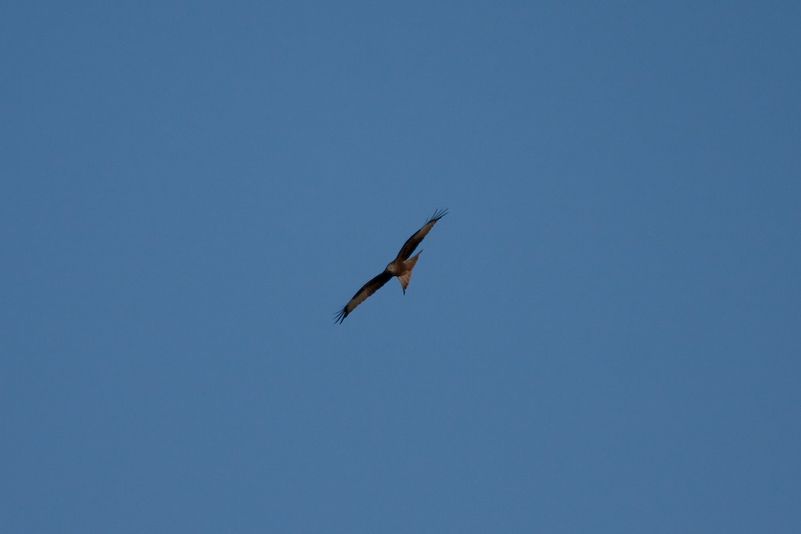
[397,251,421,294]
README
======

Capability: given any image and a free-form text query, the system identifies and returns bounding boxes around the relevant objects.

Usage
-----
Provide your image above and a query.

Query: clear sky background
[2,2,800,532]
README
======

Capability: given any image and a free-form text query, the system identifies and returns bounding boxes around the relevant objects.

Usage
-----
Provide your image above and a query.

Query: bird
[335,208,447,323]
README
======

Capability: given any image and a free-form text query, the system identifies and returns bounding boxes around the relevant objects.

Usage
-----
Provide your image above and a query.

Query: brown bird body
[335,209,447,323]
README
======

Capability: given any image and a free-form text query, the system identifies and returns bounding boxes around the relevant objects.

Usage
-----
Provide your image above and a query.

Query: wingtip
[334,307,348,324]
[431,208,448,221]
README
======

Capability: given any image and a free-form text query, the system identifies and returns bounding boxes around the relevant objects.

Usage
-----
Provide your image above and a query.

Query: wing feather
[334,270,393,323]
[396,208,448,261]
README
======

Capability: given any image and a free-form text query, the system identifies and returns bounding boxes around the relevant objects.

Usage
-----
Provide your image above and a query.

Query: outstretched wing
[335,270,393,323]
[395,208,448,261]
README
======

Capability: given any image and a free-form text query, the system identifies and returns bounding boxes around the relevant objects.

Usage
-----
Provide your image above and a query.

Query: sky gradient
[2,2,800,532]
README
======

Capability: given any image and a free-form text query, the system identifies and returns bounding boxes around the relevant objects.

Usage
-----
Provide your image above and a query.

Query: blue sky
[2,2,800,532]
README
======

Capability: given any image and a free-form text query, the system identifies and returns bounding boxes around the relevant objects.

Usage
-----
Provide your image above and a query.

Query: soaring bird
[335,208,447,323]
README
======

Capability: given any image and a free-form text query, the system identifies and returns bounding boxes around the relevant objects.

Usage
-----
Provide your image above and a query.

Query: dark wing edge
[396,208,448,261]
[334,270,393,323]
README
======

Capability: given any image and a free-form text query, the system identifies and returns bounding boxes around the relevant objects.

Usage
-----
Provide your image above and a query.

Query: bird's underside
[335,208,447,323]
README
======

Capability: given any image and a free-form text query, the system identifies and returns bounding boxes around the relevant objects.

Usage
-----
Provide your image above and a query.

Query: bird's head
[386,262,400,275]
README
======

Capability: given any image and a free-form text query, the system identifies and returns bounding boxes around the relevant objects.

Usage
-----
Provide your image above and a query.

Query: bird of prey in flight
[335,208,447,323]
